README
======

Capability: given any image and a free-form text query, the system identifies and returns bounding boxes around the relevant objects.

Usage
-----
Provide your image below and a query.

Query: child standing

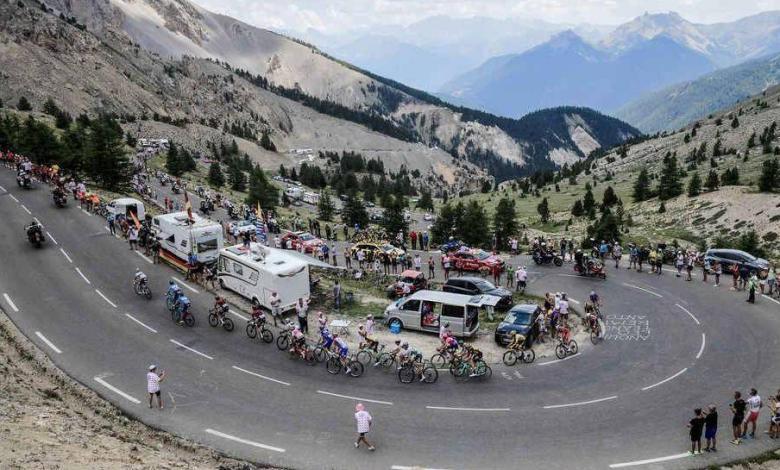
[704,405,718,452]
[688,408,705,454]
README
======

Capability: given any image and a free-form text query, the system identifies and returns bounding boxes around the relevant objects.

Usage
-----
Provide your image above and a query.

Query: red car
[448,249,505,272]
[280,231,324,253]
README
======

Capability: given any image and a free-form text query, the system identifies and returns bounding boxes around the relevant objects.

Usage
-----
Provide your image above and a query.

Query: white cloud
[192,0,779,33]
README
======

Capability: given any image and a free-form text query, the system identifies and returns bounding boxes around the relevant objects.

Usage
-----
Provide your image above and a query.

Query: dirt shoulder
[0,309,273,470]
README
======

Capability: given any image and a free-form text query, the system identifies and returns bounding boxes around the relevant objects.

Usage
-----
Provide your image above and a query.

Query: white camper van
[107,198,145,221]
[152,212,224,264]
[218,243,310,312]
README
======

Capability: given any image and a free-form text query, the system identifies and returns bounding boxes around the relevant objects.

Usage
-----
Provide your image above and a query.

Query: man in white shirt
[515,266,528,292]
[147,365,166,409]
[354,403,375,450]
[745,388,763,438]
[414,254,422,271]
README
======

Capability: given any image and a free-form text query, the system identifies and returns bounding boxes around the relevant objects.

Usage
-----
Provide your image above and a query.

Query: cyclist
[507,331,526,351]
[557,321,572,345]
[250,302,265,322]
[291,326,307,358]
[334,334,350,373]
[134,269,148,288]
[320,327,335,350]
[213,295,228,324]
[589,290,601,305]
[584,302,599,331]
[167,280,182,307]
[174,294,191,325]
[357,324,378,352]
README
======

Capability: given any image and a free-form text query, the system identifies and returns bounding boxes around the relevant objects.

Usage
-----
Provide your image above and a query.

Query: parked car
[350,242,405,259]
[494,304,542,346]
[449,249,505,272]
[280,231,324,253]
[423,213,435,221]
[442,277,513,310]
[439,239,465,253]
[704,248,769,277]
[386,270,428,298]
[229,219,257,236]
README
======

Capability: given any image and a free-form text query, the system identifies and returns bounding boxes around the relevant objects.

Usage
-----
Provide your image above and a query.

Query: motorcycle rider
[25,219,43,241]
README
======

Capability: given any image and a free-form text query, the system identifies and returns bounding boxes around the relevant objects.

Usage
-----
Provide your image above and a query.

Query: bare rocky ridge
[0,310,271,470]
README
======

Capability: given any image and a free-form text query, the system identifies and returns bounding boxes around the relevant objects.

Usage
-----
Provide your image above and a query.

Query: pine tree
[228,163,246,191]
[166,142,182,176]
[758,158,779,192]
[687,172,701,197]
[208,161,225,188]
[318,189,335,221]
[17,96,32,111]
[342,191,368,229]
[582,188,596,213]
[632,167,651,202]
[278,164,287,178]
[260,131,276,152]
[246,167,278,210]
[721,167,740,186]
[84,115,132,191]
[731,116,740,128]
[460,200,489,247]
[601,185,618,209]
[657,155,683,200]
[492,197,517,249]
[537,197,550,223]
[571,199,584,217]
[416,190,434,211]
[382,195,408,238]
[705,169,720,192]
[658,202,666,213]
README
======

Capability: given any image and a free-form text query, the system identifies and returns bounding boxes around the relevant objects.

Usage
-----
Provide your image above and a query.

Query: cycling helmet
[169,280,175,286]
[401,341,409,349]
[394,339,401,345]
[590,291,596,297]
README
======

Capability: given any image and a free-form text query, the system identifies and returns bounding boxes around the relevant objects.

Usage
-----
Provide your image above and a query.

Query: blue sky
[194,0,779,33]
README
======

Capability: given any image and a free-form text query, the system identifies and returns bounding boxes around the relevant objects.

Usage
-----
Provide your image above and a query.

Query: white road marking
[675,304,700,325]
[763,295,780,306]
[569,298,580,304]
[426,406,510,412]
[20,204,31,214]
[205,428,285,453]
[316,390,393,406]
[0,185,5,192]
[169,339,213,360]
[46,231,58,245]
[513,371,524,379]
[392,466,451,470]
[501,371,513,381]
[696,333,706,360]
[80,208,92,216]
[134,251,153,264]
[557,274,583,278]
[229,309,249,321]
[95,289,118,308]
[94,377,141,404]
[543,395,617,409]
[3,293,19,312]
[641,367,688,391]
[173,277,199,294]
[33,217,41,224]
[537,353,582,366]
[9,194,18,202]
[75,267,91,285]
[622,283,663,298]
[35,331,62,354]
[609,452,690,468]
[59,248,73,263]
[232,365,290,386]
[125,313,158,333]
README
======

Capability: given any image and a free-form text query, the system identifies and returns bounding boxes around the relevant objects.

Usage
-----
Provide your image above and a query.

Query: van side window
[233,262,243,276]
[442,304,463,318]
[180,239,188,248]
[401,299,421,312]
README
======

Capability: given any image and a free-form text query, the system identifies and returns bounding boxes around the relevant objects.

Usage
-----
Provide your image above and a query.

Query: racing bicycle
[325,350,364,377]
[398,360,438,384]
[245,317,274,343]
[208,306,234,332]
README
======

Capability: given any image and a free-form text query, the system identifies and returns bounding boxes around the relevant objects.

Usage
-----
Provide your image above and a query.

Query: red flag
[184,191,193,222]
[129,210,141,230]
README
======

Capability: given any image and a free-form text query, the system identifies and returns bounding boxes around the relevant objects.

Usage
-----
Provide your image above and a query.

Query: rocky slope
[38,0,640,181]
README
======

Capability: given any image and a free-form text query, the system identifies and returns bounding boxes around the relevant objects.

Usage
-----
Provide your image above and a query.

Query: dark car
[442,277,513,310]
[704,248,769,277]
[439,239,465,253]
[495,304,542,346]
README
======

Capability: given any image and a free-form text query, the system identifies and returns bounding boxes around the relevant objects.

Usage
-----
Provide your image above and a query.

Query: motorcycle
[26,225,45,248]
[16,172,32,189]
[133,277,152,299]
[53,191,67,207]
[573,258,607,279]
[532,249,563,267]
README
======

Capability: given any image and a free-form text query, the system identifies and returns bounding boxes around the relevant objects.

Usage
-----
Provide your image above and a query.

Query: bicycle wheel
[246,323,257,339]
[422,366,438,384]
[555,343,566,359]
[184,314,195,328]
[223,317,234,332]
[481,364,492,380]
[430,353,448,368]
[522,348,536,364]
[144,287,152,300]
[208,312,219,327]
[166,297,174,311]
[502,350,518,366]
[326,357,341,375]
[398,365,414,384]
[348,361,364,378]
[260,328,273,344]
[276,335,289,351]
[590,329,600,345]
[356,350,373,366]
[376,353,394,370]
[305,349,317,366]
[313,346,327,363]
[569,340,579,355]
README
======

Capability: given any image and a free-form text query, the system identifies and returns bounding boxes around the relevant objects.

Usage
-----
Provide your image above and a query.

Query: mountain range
[437,11,780,124]
[1,0,640,184]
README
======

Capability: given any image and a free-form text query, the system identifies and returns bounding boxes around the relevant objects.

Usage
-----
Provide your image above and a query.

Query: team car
[280,231,324,253]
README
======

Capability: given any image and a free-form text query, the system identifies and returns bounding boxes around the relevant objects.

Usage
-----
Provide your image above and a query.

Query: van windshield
[196,238,218,252]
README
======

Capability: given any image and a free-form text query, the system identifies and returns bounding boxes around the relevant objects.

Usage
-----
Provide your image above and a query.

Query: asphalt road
[1,169,780,470]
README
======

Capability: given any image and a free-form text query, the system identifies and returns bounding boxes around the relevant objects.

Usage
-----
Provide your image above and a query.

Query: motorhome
[152,212,224,264]
[285,186,303,200]
[107,198,145,221]
[383,290,500,338]
[218,243,310,313]
[302,191,320,205]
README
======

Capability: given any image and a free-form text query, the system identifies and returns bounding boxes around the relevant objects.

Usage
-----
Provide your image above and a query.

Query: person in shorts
[269,291,281,326]
[704,404,718,452]
[745,388,762,438]
[354,403,375,450]
[731,391,747,444]
[147,365,166,409]
[688,408,705,454]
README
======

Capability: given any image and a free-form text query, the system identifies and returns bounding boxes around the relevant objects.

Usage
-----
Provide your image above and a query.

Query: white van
[383,290,499,338]
[218,243,310,313]
[152,212,224,264]
[107,198,145,221]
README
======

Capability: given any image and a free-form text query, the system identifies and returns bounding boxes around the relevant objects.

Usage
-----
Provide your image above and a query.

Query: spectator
[730,391,747,445]
[704,405,718,452]
[147,365,166,409]
[354,403,375,451]
[269,291,281,327]
[747,273,758,304]
[428,257,435,279]
[128,226,138,251]
[296,297,309,334]
[744,388,762,438]
[688,408,705,455]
